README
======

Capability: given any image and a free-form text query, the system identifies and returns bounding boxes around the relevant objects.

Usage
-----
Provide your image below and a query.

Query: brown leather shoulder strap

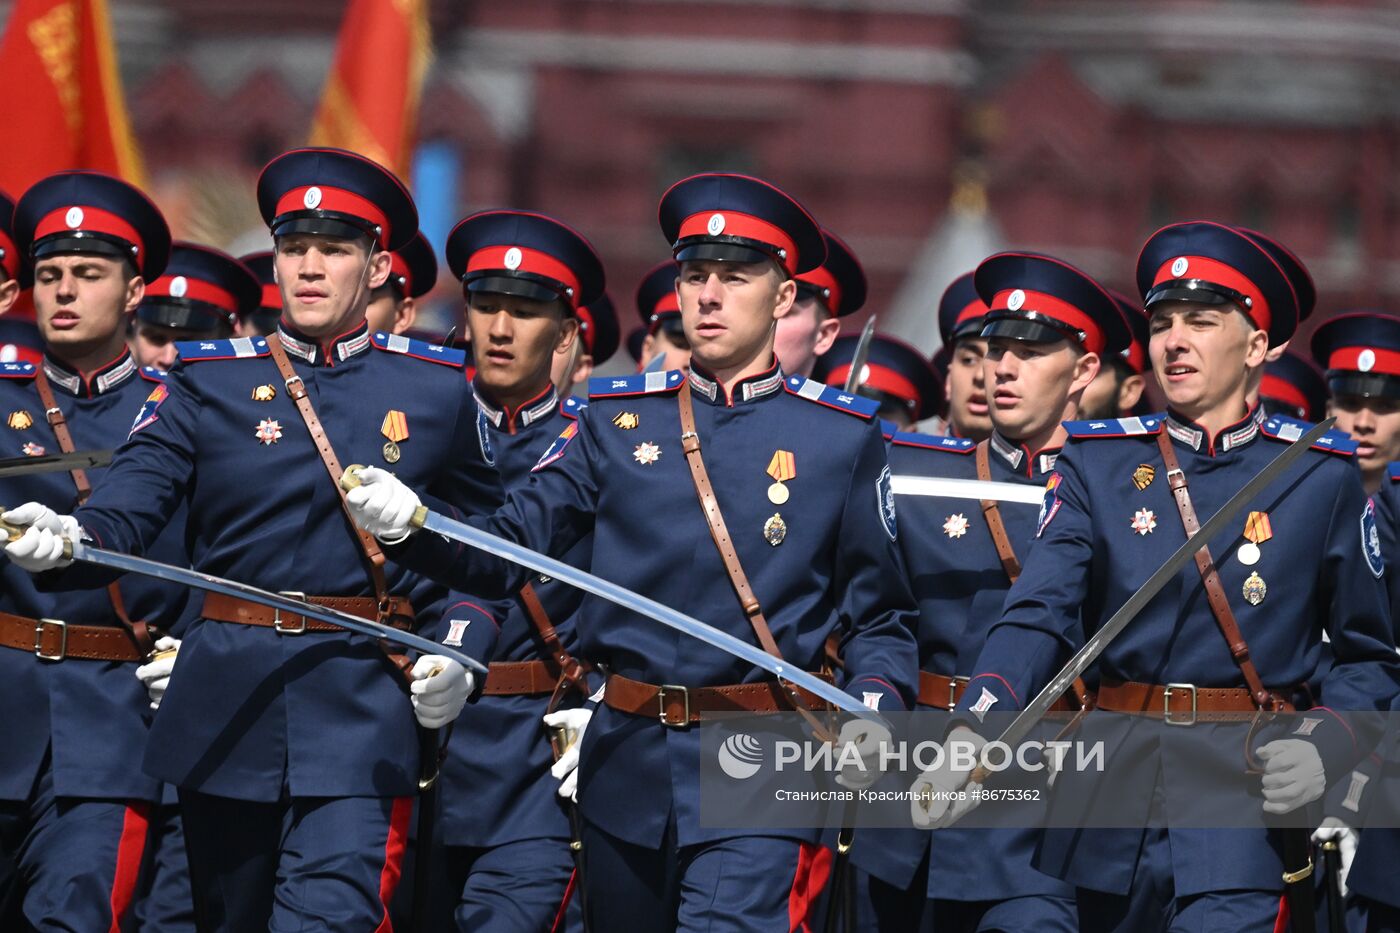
[677,381,782,659]
[518,581,591,699]
[266,337,390,613]
[975,440,1022,583]
[1155,431,1280,711]
[33,366,153,655]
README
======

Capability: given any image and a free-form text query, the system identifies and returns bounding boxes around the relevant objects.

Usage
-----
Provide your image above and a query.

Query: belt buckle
[657,684,690,728]
[1163,682,1197,726]
[273,591,308,635]
[34,618,66,661]
[949,675,968,710]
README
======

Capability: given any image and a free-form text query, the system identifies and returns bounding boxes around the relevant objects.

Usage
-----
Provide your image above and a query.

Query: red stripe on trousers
[373,797,414,933]
[787,841,834,933]
[1273,893,1289,933]
[107,801,152,933]
[550,868,578,933]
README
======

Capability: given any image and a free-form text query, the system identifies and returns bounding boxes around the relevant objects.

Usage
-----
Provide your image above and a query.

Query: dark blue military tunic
[0,351,195,803]
[395,361,920,848]
[853,430,1076,906]
[49,324,503,801]
[432,381,591,849]
[959,407,1400,897]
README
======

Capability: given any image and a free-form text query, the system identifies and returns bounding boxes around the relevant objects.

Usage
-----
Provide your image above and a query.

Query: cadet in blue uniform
[1080,290,1151,420]
[236,250,283,337]
[348,172,920,932]
[937,271,992,441]
[365,230,436,337]
[426,208,604,930]
[865,253,1124,933]
[0,190,42,370]
[633,260,689,373]
[775,228,862,378]
[129,242,257,371]
[0,171,194,931]
[1311,313,1400,931]
[916,222,1400,932]
[814,332,942,433]
[552,289,620,397]
[3,148,504,932]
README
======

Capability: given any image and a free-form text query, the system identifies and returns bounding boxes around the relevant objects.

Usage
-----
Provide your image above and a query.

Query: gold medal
[768,481,789,505]
[1237,542,1261,566]
[766,450,796,506]
[252,384,277,402]
[1243,571,1267,606]
[7,410,33,430]
[1132,464,1155,491]
[612,411,639,430]
[763,513,787,546]
[381,410,409,463]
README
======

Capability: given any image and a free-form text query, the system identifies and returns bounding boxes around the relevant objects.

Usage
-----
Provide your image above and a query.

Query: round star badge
[1131,508,1156,536]
[633,441,661,465]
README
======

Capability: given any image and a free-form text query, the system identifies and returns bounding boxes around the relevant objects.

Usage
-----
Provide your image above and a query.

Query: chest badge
[1242,571,1267,606]
[767,449,796,505]
[1238,510,1272,567]
[1131,464,1155,491]
[763,513,787,546]
[612,411,639,430]
[633,441,661,466]
[7,410,33,430]
[21,441,45,457]
[1131,508,1156,536]
[251,384,277,402]
[381,409,409,464]
[943,513,969,539]
[255,418,283,446]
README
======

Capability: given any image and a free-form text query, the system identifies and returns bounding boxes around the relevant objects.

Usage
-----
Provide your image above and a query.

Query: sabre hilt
[339,465,430,529]
[0,507,76,559]
[547,722,581,762]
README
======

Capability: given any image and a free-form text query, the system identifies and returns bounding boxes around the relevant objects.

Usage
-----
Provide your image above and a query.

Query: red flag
[308,0,432,179]
[0,0,145,194]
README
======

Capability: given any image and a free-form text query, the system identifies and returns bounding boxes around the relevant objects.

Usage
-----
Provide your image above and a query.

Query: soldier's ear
[0,277,19,317]
[366,249,394,290]
[1069,349,1100,396]
[772,275,797,320]
[122,275,145,315]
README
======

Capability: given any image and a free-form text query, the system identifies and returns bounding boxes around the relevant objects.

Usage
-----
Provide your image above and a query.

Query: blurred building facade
[11,0,1400,347]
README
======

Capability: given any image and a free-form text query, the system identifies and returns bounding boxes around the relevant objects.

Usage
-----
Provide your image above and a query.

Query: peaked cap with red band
[635,261,681,331]
[578,291,620,365]
[238,251,283,334]
[1237,227,1315,322]
[658,173,825,276]
[388,231,438,299]
[975,252,1129,355]
[1261,352,1328,421]
[0,189,19,281]
[14,171,170,282]
[1311,312,1400,401]
[447,210,604,311]
[814,333,943,422]
[1136,220,1299,347]
[796,230,866,317]
[140,242,259,333]
[938,271,987,346]
[1106,289,1149,375]
[257,147,418,252]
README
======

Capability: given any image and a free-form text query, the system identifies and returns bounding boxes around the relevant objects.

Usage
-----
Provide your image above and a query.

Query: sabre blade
[890,474,1045,505]
[415,509,885,724]
[983,417,1336,755]
[0,449,114,478]
[843,316,878,394]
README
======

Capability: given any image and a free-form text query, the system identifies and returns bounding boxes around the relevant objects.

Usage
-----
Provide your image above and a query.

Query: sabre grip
[0,506,75,559]
[339,465,430,530]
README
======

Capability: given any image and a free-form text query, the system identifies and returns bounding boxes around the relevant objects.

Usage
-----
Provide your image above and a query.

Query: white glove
[344,467,421,543]
[1312,816,1358,891]
[910,726,986,829]
[834,717,893,790]
[1257,739,1327,814]
[409,655,474,729]
[544,707,593,802]
[2,503,78,572]
[134,636,181,710]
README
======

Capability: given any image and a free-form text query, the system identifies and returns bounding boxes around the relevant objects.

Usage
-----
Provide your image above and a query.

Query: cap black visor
[1328,371,1400,400]
[464,272,572,309]
[137,300,228,332]
[980,312,1082,347]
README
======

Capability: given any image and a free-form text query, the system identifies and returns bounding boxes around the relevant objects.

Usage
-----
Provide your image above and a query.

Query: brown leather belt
[917,670,1079,713]
[1096,679,1295,725]
[0,611,146,662]
[202,593,414,634]
[482,659,558,696]
[604,671,833,727]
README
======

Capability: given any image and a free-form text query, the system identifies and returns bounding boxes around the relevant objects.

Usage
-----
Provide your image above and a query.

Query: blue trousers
[133,802,195,932]
[578,818,831,932]
[440,837,578,932]
[180,790,411,933]
[1076,828,1283,933]
[0,757,153,932]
